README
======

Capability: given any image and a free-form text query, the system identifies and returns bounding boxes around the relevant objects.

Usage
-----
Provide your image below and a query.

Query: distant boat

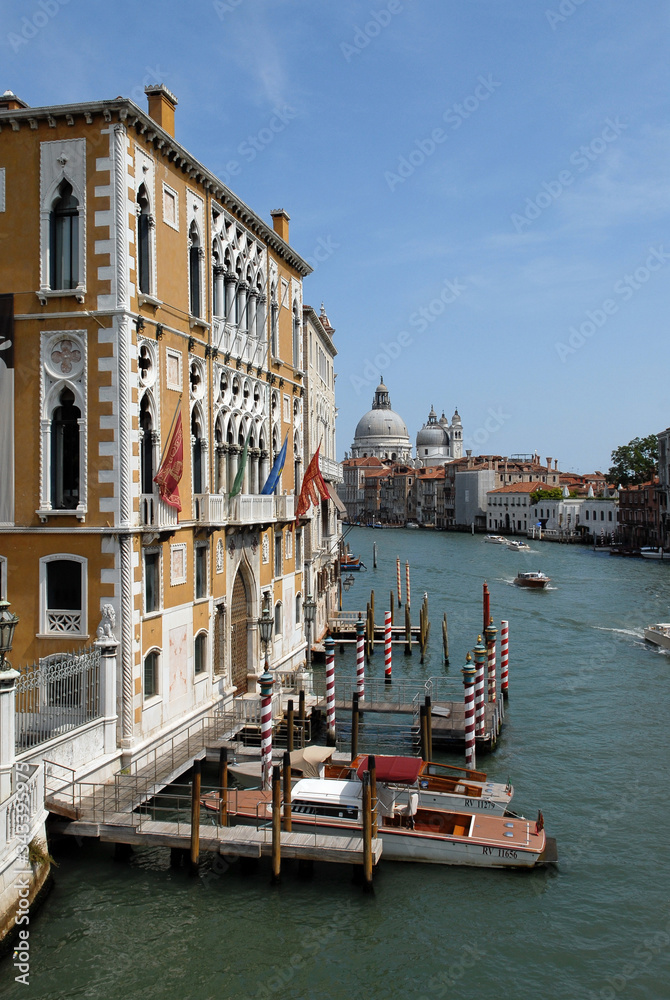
[342,551,366,571]
[640,547,670,560]
[484,535,506,544]
[507,540,531,552]
[644,623,670,649]
[514,571,551,589]
[405,522,419,529]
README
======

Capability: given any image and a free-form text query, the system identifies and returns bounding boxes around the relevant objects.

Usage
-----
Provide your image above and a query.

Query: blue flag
[260,434,288,495]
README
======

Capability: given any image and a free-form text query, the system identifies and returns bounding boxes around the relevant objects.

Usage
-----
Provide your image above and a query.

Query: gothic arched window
[189,221,201,318]
[50,181,79,290]
[50,387,80,509]
[137,184,151,294]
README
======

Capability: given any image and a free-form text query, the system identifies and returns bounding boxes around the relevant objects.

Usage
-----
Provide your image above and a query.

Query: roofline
[0,97,312,277]
[303,304,337,356]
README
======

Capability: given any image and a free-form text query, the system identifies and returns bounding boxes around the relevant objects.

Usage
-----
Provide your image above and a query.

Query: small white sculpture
[96,604,117,641]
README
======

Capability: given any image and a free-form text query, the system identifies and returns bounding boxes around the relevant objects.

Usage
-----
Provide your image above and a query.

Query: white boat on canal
[644,623,670,650]
[484,534,506,544]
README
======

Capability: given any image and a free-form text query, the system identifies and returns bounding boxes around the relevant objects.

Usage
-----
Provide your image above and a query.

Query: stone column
[0,668,19,803]
[214,264,225,318]
[224,272,237,321]
[248,288,258,339]
[237,281,249,333]
[95,626,120,756]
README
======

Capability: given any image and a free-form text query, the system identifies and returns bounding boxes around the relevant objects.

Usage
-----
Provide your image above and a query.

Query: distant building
[657,427,670,547]
[486,482,543,535]
[617,480,659,548]
[415,406,462,466]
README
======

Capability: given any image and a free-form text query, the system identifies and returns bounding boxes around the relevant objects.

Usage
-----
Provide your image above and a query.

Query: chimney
[554,459,558,470]
[270,209,290,243]
[546,457,552,472]
[0,90,29,111]
[145,84,178,137]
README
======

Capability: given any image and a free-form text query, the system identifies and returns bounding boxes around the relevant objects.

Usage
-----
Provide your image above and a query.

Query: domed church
[350,379,412,462]
[415,406,463,467]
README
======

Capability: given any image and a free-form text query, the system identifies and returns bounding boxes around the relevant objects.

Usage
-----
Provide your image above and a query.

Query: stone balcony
[320,456,343,483]
[140,493,179,529]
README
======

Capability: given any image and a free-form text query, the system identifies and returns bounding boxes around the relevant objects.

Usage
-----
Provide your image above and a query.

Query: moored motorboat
[640,547,670,560]
[644,623,670,650]
[222,779,555,868]
[484,535,506,544]
[324,754,516,816]
[514,571,550,589]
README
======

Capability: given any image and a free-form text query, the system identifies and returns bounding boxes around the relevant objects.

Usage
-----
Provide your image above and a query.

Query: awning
[289,745,334,777]
[328,483,346,514]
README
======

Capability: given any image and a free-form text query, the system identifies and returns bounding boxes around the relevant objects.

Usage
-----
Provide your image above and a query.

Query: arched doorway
[230,572,249,694]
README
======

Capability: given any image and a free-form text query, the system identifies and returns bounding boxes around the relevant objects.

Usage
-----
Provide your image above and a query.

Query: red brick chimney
[270,209,290,242]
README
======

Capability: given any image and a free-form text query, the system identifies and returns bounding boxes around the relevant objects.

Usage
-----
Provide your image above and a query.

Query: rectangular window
[144,551,160,613]
[163,183,179,230]
[44,557,84,634]
[195,545,208,599]
[144,651,159,699]
[166,349,182,391]
[295,529,302,569]
[275,532,283,577]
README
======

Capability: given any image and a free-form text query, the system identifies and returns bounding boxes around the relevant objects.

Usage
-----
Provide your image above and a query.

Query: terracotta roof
[487,481,546,495]
[343,457,384,468]
[417,467,445,479]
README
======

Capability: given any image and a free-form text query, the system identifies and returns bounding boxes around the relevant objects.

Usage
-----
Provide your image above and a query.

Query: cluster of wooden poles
[184,747,379,889]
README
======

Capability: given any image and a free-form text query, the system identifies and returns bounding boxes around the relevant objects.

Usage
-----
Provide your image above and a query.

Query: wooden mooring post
[442,612,449,665]
[282,751,292,832]
[190,759,201,876]
[351,691,360,761]
[404,604,412,656]
[369,754,378,839]
[287,698,294,753]
[361,770,373,891]
[271,765,281,884]
[425,695,433,761]
[419,594,430,663]
[218,747,228,828]
[419,704,427,761]
[373,542,378,569]
[390,589,394,626]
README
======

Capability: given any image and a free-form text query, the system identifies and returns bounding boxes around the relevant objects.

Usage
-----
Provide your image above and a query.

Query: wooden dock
[54,818,383,866]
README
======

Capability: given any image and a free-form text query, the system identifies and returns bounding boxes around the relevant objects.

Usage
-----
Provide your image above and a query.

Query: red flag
[154,412,184,511]
[296,445,329,523]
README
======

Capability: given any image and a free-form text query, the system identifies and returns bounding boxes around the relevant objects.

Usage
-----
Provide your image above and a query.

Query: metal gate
[230,573,249,694]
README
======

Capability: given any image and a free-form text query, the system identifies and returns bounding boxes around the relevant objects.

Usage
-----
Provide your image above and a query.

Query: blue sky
[4,0,669,472]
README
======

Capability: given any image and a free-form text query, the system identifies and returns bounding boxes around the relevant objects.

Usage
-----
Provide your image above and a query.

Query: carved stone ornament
[50,338,82,375]
[96,604,118,641]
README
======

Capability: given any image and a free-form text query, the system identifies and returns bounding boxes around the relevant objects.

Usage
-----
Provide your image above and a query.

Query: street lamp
[258,604,274,665]
[303,593,317,674]
[0,599,19,671]
[343,575,354,592]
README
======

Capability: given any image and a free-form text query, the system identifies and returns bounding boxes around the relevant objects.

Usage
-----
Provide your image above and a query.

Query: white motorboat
[640,547,670,560]
[225,779,555,868]
[484,535,506,544]
[507,540,531,552]
[644,623,670,650]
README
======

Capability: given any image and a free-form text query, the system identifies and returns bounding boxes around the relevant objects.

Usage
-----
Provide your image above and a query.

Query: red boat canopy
[355,755,422,784]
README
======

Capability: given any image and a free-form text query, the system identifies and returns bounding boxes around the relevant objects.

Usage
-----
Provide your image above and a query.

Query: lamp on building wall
[258,604,274,658]
[0,599,19,671]
[303,593,316,673]
[342,575,354,592]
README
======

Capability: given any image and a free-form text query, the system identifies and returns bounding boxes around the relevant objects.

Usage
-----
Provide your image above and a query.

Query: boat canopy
[356,755,423,784]
[289,745,334,777]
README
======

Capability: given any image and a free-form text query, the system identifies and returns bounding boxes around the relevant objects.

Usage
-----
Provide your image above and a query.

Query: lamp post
[0,599,19,671]
[303,593,316,676]
[258,603,274,790]
[0,600,20,803]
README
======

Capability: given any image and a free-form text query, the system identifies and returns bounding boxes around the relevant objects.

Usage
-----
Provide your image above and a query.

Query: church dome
[351,379,411,461]
[416,406,448,448]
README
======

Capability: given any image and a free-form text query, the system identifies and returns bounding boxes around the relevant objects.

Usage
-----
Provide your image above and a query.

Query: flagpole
[157,393,183,469]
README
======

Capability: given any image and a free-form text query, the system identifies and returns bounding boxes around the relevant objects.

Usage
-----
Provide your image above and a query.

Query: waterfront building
[656,427,670,547]
[0,85,313,763]
[617,480,659,548]
[486,482,543,535]
[339,456,384,522]
[302,303,343,640]
[413,466,446,526]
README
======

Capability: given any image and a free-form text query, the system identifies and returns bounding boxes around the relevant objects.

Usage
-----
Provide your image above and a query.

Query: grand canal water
[3,527,670,1000]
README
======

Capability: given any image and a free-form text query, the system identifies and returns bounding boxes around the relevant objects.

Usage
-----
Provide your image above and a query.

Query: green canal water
[3,527,670,1000]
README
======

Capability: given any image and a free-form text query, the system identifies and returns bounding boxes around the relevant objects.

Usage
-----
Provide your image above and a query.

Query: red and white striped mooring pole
[325,634,336,745]
[260,663,274,790]
[483,581,490,634]
[500,620,509,700]
[405,561,411,609]
[473,635,487,738]
[356,615,365,700]
[396,556,402,607]
[485,618,497,704]
[462,652,477,769]
[384,610,392,683]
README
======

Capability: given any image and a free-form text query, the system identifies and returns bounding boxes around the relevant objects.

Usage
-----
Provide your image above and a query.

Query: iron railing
[15,646,102,751]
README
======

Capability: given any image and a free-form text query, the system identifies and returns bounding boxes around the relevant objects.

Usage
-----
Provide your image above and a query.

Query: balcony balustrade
[140,493,179,529]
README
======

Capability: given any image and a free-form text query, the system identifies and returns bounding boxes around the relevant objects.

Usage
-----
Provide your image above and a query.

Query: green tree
[607,435,658,487]
[529,487,563,505]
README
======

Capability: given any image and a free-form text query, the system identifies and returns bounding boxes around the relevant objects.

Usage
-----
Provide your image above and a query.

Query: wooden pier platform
[55,818,383,866]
